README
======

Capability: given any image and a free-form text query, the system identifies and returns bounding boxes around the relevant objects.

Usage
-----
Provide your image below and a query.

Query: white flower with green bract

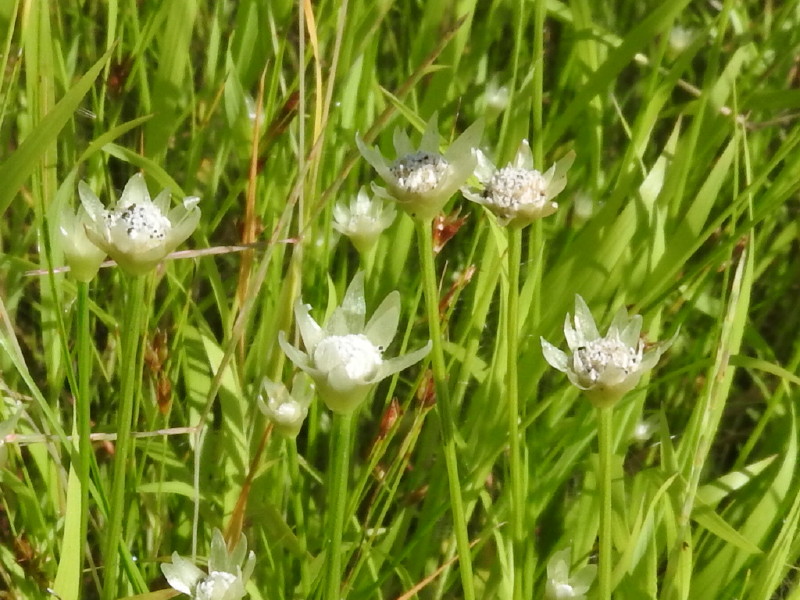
[257,373,313,438]
[332,186,396,253]
[356,113,483,221]
[462,140,574,228]
[279,272,431,414]
[545,547,597,600]
[79,173,201,275]
[541,295,674,408]
[161,529,255,600]
[59,198,107,282]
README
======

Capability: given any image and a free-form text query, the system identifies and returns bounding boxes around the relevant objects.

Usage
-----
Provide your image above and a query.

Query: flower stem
[326,411,353,600]
[76,281,92,594]
[415,220,476,600]
[102,275,146,600]
[288,439,311,596]
[506,227,525,600]
[597,405,614,600]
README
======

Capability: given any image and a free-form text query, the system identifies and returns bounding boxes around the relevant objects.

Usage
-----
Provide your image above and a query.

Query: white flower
[58,200,106,282]
[279,272,431,414]
[541,295,674,408]
[332,187,396,253]
[161,529,255,600]
[257,373,313,438]
[462,140,574,228]
[79,173,201,275]
[545,548,597,600]
[668,26,696,57]
[356,113,483,221]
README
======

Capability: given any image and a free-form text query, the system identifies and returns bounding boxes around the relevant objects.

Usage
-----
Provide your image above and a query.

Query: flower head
[332,187,396,253]
[356,114,483,221]
[541,295,674,408]
[545,547,597,600]
[58,200,106,282]
[79,173,201,275]
[463,140,574,228]
[279,272,431,414]
[161,529,255,600]
[257,373,314,438]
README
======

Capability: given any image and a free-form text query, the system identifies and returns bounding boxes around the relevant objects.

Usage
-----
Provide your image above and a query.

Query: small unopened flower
[463,140,574,228]
[332,187,396,253]
[161,529,255,600]
[545,547,597,600]
[58,201,106,282]
[541,295,674,408]
[279,272,431,414]
[79,173,201,275]
[356,113,483,221]
[257,373,313,438]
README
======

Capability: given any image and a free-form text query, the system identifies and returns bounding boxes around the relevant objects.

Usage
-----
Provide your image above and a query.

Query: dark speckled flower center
[107,202,171,243]
[390,151,449,194]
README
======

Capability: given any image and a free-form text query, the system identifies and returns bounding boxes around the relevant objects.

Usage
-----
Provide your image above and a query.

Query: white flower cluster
[60,173,201,277]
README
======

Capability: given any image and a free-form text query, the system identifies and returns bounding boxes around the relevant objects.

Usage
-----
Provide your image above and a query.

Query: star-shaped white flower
[161,529,255,600]
[356,113,483,221]
[79,173,201,275]
[257,373,314,438]
[332,187,396,253]
[462,140,574,228]
[541,295,674,408]
[545,548,597,600]
[279,272,431,414]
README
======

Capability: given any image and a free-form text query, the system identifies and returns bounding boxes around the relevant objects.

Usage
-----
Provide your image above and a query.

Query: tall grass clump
[2,1,800,599]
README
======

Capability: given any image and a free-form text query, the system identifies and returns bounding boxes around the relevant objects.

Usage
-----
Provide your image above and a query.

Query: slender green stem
[287,439,311,596]
[76,281,92,595]
[326,411,353,600]
[415,220,476,600]
[102,275,146,600]
[532,0,545,166]
[506,228,524,600]
[597,406,614,600]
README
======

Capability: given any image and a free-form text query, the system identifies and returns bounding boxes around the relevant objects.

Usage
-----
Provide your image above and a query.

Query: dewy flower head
[356,113,483,221]
[279,272,431,414]
[463,140,575,228]
[58,200,107,282]
[545,547,597,600]
[332,186,396,253]
[257,373,314,438]
[79,173,201,275]
[541,295,674,408]
[161,528,255,600]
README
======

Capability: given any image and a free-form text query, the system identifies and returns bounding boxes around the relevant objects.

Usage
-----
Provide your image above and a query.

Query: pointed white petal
[541,338,569,372]
[364,291,400,349]
[377,340,431,379]
[419,113,440,153]
[293,300,325,351]
[573,295,600,340]
[161,553,205,594]
[444,118,483,164]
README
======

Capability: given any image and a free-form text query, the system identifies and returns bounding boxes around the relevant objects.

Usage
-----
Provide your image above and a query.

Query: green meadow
[2,1,800,599]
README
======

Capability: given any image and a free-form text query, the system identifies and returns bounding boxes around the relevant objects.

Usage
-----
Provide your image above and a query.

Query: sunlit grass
[2,1,800,599]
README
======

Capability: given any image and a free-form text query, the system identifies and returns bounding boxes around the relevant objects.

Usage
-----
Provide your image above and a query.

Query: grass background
[2,0,800,598]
